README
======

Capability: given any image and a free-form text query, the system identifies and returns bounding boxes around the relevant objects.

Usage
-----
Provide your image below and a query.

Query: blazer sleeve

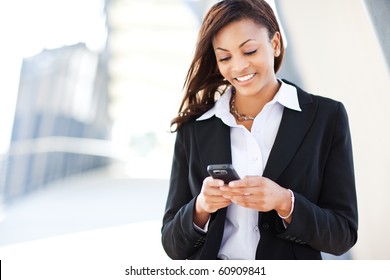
[279,102,358,255]
[161,127,206,259]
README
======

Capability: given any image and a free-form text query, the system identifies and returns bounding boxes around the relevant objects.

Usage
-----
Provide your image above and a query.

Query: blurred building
[1,43,111,202]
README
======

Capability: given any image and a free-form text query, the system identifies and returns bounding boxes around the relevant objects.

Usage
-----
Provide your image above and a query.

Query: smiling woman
[212,20,281,130]
[162,0,358,260]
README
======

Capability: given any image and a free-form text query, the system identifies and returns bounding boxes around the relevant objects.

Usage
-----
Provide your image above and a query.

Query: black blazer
[161,81,358,260]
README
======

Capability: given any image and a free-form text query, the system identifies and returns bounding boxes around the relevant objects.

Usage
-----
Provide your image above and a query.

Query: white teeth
[236,73,255,82]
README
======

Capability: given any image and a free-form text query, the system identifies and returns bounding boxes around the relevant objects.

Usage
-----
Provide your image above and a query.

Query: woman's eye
[219,57,231,62]
[245,49,257,55]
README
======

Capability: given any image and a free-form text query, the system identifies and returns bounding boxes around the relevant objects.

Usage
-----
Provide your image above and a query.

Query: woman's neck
[233,79,281,120]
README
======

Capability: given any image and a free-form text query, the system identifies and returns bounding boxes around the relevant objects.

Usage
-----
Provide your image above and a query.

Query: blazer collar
[263,83,316,181]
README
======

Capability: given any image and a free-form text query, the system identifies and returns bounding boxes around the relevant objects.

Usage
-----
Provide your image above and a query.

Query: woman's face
[212,19,280,97]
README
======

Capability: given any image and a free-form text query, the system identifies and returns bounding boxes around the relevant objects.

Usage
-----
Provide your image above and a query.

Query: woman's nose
[231,56,249,72]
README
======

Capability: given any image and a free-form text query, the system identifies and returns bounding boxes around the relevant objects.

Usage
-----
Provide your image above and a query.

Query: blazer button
[261,223,269,230]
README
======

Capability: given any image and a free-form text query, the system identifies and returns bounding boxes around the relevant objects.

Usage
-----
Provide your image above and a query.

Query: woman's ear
[272,31,281,57]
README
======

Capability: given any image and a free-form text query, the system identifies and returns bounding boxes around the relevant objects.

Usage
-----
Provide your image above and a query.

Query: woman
[161,0,358,260]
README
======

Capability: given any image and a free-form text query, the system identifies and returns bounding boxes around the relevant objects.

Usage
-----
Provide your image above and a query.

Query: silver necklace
[230,90,255,121]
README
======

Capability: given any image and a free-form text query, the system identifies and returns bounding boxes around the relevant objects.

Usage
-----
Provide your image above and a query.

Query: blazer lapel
[195,116,232,168]
[263,89,317,182]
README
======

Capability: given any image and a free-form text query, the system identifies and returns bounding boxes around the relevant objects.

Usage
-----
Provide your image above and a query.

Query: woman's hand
[194,176,232,228]
[220,176,293,223]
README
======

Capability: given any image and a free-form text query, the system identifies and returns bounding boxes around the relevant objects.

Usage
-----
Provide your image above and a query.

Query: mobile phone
[207,164,240,184]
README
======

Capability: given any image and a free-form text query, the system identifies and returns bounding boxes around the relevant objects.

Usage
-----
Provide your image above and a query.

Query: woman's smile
[235,73,256,82]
